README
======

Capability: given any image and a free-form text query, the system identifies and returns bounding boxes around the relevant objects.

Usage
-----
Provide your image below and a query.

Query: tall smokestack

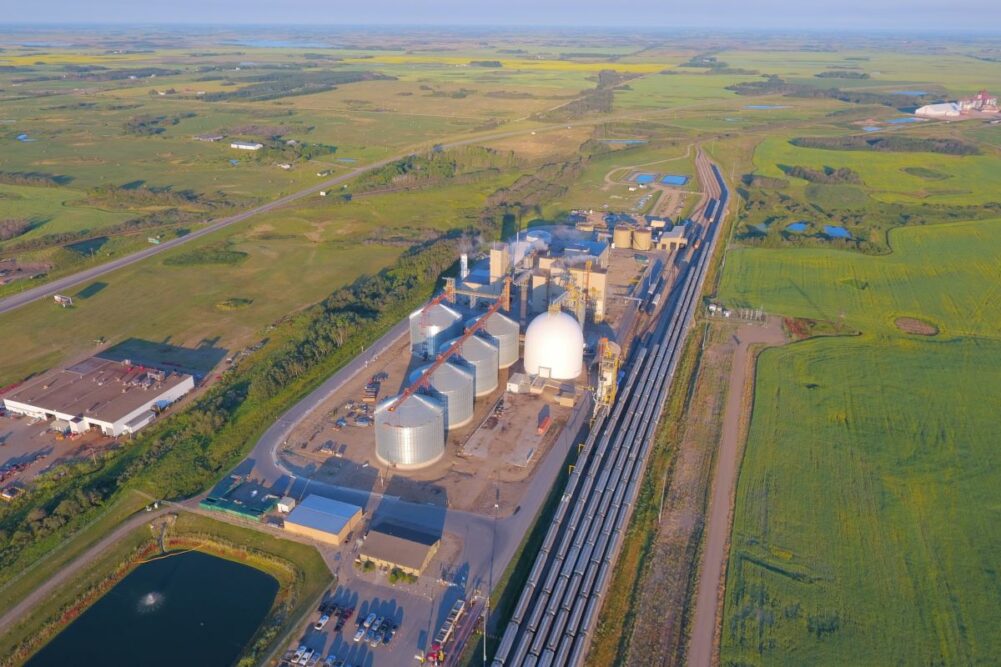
[460,253,469,280]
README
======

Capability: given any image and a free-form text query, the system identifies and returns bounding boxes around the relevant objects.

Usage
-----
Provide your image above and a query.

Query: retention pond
[27,550,278,667]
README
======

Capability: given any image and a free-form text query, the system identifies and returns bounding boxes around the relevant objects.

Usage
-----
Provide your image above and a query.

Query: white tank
[524,311,584,380]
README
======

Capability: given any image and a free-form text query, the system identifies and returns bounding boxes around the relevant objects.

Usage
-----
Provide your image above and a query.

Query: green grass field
[720,219,1001,338]
[720,209,1001,663]
[722,336,1001,666]
[753,136,1001,205]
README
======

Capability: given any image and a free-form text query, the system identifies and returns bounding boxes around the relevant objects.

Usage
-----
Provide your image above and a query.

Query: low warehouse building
[283,495,363,546]
[2,357,194,437]
[359,522,441,576]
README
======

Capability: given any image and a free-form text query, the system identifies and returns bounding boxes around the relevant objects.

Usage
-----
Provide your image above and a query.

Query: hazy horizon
[4,0,1001,33]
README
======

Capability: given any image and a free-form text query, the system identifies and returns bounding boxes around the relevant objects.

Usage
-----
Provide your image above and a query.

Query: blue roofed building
[283,494,363,545]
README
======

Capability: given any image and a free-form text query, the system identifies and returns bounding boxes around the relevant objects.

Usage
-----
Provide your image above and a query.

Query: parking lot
[280,573,473,667]
[0,410,114,492]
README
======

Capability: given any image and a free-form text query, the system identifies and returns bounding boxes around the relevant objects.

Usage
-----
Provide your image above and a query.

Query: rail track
[490,155,729,667]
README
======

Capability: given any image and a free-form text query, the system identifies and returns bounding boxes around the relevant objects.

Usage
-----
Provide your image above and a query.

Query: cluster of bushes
[0,170,71,187]
[200,71,390,102]
[470,60,502,68]
[86,183,202,208]
[779,165,862,184]
[388,568,418,585]
[815,71,870,79]
[0,218,33,241]
[124,112,195,136]
[353,146,513,193]
[727,75,937,109]
[677,54,758,75]
[163,245,249,266]
[0,486,111,559]
[790,135,980,156]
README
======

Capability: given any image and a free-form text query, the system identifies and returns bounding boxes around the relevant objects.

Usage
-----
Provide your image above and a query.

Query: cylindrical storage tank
[409,302,463,360]
[440,335,499,397]
[374,393,445,469]
[407,362,475,430]
[524,311,584,380]
[467,312,520,369]
[613,226,633,250]
[633,227,652,251]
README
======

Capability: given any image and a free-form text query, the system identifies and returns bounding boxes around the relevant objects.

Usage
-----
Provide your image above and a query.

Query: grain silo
[467,312,520,369]
[440,335,499,397]
[408,362,475,430]
[409,302,464,360]
[523,311,584,380]
[374,393,445,469]
[632,227,653,251]
[613,225,633,249]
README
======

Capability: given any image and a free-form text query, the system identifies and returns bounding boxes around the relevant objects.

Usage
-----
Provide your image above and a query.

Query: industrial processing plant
[277,222,671,514]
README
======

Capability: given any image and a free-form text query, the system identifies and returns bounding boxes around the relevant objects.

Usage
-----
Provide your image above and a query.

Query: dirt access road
[687,318,786,667]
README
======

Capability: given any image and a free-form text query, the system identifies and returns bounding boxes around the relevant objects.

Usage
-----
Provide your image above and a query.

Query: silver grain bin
[374,393,446,469]
[468,311,520,369]
[440,335,499,397]
[409,302,464,360]
[408,362,475,430]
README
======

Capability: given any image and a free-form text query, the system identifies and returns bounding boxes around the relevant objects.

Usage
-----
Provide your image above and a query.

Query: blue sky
[5,0,1001,31]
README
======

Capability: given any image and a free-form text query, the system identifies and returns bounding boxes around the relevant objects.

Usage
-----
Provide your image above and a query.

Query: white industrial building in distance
[523,310,585,380]
[2,357,194,437]
[230,141,263,151]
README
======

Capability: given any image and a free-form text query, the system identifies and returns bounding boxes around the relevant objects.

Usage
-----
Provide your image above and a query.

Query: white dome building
[524,311,584,380]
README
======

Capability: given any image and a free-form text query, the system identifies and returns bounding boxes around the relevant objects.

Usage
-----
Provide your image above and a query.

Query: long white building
[3,357,194,437]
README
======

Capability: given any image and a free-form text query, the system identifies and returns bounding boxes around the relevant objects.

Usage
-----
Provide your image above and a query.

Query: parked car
[352,626,366,643]
[362,612,377,629]
[314,614,330,630]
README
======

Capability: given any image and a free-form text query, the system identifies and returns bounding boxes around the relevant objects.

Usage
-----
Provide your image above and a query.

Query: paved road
[686,319,785,667]
[0,122,579,318]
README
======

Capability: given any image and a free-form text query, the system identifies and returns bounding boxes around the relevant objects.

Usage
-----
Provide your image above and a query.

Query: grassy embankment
[718,215,1001,664]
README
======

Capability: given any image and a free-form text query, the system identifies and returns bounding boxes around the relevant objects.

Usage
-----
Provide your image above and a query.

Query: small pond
[823,225,852,239]
[27,550,278,667]
[786,222,808,232]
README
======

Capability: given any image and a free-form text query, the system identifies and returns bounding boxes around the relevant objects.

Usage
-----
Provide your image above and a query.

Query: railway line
[491,155,729,667]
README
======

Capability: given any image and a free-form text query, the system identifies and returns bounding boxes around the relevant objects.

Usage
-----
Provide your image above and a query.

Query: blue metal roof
[286,495,362,535]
